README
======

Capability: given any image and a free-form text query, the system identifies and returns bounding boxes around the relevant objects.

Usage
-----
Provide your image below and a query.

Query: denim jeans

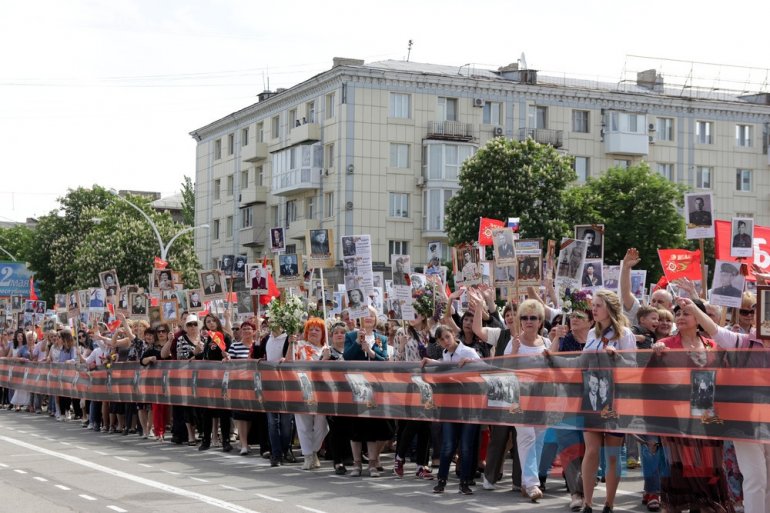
[438,421,480,481]
[639,435,663,493]
[89,401,102,429]
[267,412,293,460]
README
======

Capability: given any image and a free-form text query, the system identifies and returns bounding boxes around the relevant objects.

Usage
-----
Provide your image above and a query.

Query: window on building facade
[572,110,589,133]
[241,127,249,147]
[389,93,410,118]
[573,157,589,182]
[657,163,675,181]
[227,175,234,196]
[213,179,221,201]
[423,188,455,231]
[271,205,279,226]
[736,212,754,219]
[289,109,297,131]
[271,116,279,138]
[482,102,502,125]
[696,121,713,144]
[306,197,315,219]
[608,112,645,133]
[388,241,409,262]
[226,216,233,238]
[213,219,220,240]
[255,166,263,186]
[239,170,248,189]
[425,143,475,180]
[390,143,409,168]
[285,244,296,254]
[242,206,252,228]
[214,139,222,159]
[324,192,334,218]
[305,101,315,123]
[736,169,752,192]
[437,97,458,122]
[256,122,264,143]
[613,159,630,169]
[228,133,234,155]
[286,200,297,224]
[696,166,712,189]
[325,142,335,169]
[325,92,335,119]
[657,117,674,141]
[528,106,547,129]
[736,124,752,147]
[388,193,409,218]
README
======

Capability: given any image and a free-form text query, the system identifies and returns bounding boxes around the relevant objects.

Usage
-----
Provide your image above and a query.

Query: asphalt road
[0,409,650,513]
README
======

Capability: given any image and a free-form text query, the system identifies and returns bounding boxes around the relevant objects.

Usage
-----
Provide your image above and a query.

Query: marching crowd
[1,246,769,513]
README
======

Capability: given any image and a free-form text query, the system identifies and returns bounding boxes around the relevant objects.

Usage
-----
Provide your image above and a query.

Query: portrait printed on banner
[575,225,604,260]
[730,217,754,258]
[391,255,411,287]
[270,227,285,252]
[346,373,375,406]
[341,235,357,257]
[410,376,436,409]
[199,270,226,299]
[684,192,715,239]
[99,269,120,298]
[221,370,230,400]
[581,370,614,413]
[757,286,770,340]
[253,373,264,403]
[160,299,179,323]
[482,373,521,410]
[129,292,148,317]
[492,228,516,266]
[219,254,235,276]
[153,269,174,292]
[690,369,716,417]
[297,372,315,403]
[710,260,745,308]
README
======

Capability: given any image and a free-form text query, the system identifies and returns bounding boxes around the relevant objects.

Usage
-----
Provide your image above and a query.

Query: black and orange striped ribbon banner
[1,349,768,443]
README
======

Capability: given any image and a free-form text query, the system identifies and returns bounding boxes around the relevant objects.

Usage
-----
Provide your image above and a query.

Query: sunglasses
[156,329,167,333]
[186,322,198,328]
[519,315,540,322]
[739,309,755,316]
[232,328,240,331]
[569,312,588,320]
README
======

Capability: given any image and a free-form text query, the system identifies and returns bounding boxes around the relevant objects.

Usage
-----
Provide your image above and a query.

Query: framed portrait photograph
[575,224,604,261]
[233,255,247,280]
[153,269,174,292]
[248,263,269,295]
[730,217,754,258]
[481,373,521,410]
[494,263,517,286]
[10,296,22,312]
[556,238,587,285]
[160,299,179,323]
[426,241,442,276]
[148,305,162,328]
[219,254,235,276]
[630,270,647,301]
[198,270,226,300]
[128,292,148,319]
[581,261,603,289]
[54,294,67,312]
[710,260,745,308]
[306,228,334,269]
[391,255,411,287]
[690,369,716,417]
[581,369,614,413]
[275,254,302,289]
[88,288,106,312]
[756,286,770,340]
[517,254,542,287]
[99,269,120,298]
[492,227,516,266]
[453,244,481,287]
[270,227,285,253]
[186,289,204,312]
[684,192,715,240]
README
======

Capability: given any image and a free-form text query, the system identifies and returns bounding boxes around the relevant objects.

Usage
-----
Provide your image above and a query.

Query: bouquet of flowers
[561,288,592,315]
[266,294,307,335]
[413,281,446,321]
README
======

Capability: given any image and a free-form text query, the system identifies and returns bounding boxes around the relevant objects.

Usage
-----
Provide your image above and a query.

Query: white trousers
[294,414,329,456]
[733,440,770,513]
[516,426,545,489]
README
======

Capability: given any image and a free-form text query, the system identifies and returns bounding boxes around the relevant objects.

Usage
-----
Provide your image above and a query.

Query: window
[226,216,233,238]
[437,97,458,122]
[324,191,334,218]
[285,244,296,255]
[214,139,222,159]
[657,163,674,181]
[613,159,630,169]
[696,166,712,189]
[389,93,410,118]
[306,197,315,219]
[389,193,409,218]
[696,121,713,144]
[213,179,221,200]
[424,143,475,180]
[573,157,589,182]
[242,207,253,228]
[608,112,645,133]
[271,205,279,225]
[289,109,297,129]
[271,116,279,138]
[241,127,249,147]
[285,200,297,223]
[228,133,235,155]
[325,142,335,169]
[736,169,752,192]
[256,122,264,143]
[423,188,456,231]
[572,110,590,133]
[213,219,220,240]
[240,170,249,189]
[482,102,502,125]
[306,101,315,123]
[226,175,234,196]
[389,143,409,168]
[325,92,335,119]
[736,212,754,219]
[256,166,264,186]
[388,241,409,262]
[528,106,547,129]
[736,124,752,147]
[657,117,674,141]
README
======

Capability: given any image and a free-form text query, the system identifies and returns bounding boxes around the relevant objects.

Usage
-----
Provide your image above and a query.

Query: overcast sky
[1,0,768,223]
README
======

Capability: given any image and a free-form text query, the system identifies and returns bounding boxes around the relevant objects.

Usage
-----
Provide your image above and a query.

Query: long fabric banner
[1,349,769,443]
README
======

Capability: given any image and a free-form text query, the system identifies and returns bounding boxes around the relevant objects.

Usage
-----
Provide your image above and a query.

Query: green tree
[562,163,687,282]
[180,175,195,226]
[445,138,576,246]
[0,224,34,262]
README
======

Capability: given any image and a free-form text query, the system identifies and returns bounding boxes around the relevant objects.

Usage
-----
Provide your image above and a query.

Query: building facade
[190,57,770,275]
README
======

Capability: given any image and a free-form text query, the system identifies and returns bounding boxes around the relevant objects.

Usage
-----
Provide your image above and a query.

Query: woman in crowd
[343,306,391,477]
[10,331,32,411]
[55,330,78,421]
[199,313,232,452]
[325,321,352,474]
[229,319,260,455]
[654,309,674,340]
[261,317,294,466]
[139,324,165,440]
[289,317,330,470]
[580,290,637,513]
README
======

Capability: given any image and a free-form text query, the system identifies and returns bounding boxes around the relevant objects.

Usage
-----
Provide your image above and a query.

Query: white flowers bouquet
[266,294,307,335]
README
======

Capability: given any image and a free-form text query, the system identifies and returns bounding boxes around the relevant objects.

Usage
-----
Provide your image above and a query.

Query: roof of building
[151,193,183,211]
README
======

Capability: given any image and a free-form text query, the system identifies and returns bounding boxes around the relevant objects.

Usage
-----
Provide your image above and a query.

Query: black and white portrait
[346,373,374,405]
[233,255,247,280]
[309,229,330,256]
[220,255,235,276]
[99,270,120,297]
[10,296,22,312]
[270,227,285,252]
[482,373,521,409]
[730,217,754,258]
[341,236,357,257]
[279,254,299,277]
[391,255,411,286]
[684,192,715,239]
[129,293,148,316]
[581,262,603,288]
[690,370,716,417]
[581,370,613,413]
[253,373,263,402]
[556,239,587,283]
[199,270,225,298]
[297,372,315,403]
[575,225,604,260]
[221,370,230,400]
[492,228,516,265]
[411,376,435,408]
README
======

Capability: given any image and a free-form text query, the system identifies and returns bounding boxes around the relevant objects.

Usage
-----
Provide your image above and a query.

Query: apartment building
[190,57,770,279]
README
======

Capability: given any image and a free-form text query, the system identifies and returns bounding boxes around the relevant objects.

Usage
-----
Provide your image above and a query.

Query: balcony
[272,167,321,196]
[240,224,266,248]
[289,122,321,145]
[604,131,649,155]
[517,128,564,148]
[427,121,474,142]
[241,141,268,162]
[239,186,268,205]
[286,218,320,240]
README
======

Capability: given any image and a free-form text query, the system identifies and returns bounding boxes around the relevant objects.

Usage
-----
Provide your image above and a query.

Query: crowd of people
[1,246,768,513]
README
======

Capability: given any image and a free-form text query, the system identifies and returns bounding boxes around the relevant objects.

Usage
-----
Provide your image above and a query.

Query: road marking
[17,430,27,434]
[467,501,499,510]
[220,485,243,491]
[297,506,327,513]
[160,469,180,475]
[55,484,71,490]
[191,477,209,483]
[0,434,263,513]
[34,476,48,482]
[139,464,152,468]
[13,469,27,474]
[75,446,87,450]
[254,494,282,502]
[61,442,71,446]
[79,494,97,501]
[115,456,129,462]
[95,451,108,456]
[0,463,8,468]
[107,506,128,513]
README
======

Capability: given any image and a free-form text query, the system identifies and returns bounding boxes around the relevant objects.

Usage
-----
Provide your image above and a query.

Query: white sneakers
[312,452,321,469]
[482,475,496,490]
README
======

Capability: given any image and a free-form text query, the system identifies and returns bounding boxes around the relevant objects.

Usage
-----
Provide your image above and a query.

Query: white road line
[95,451,108,456]
[190,477,209,483]
[107,506,128,513]
[13,469,27,474]
[61,442,71,446]
[467,501,499,511]
[220,485,243,491]
[254,493,282,502]
[34,476,48,482]
[79,494,97,501]
[138,464,152,468]
[114,456,129,461]
[0,463,8,468]
[160,469,180,475]
[75,446,87,450]
[30,433,40,437]
[297,506,327,513]
[55,484,71,490]
[17,430,26,434]
[0,435,263,513]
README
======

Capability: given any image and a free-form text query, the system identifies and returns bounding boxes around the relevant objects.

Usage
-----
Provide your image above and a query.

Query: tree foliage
[181,175,195,226]
[445,138,577,246]
[8,186,201,302]
[562,163,687,282]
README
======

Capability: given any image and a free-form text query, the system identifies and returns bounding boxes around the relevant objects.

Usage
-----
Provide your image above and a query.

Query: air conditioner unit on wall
[493,127,504,136]
[473,98,485,108]
[416,176,426,187]
[345,201,354,211]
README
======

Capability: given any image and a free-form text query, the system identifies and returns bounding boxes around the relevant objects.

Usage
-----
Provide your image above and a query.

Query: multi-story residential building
[190,57,770,279]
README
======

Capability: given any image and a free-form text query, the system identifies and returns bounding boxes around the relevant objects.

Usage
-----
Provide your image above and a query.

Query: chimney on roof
[258,90,274,102]
[333,57,365,67]
[637,69,664,92]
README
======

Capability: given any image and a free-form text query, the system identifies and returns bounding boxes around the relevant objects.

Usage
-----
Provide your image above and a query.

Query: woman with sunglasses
[198,313,232,452]
[735,292,756,334]
[142,323,170,440]
[229,320,261,455]
[325,321,353,474]
[580,290,636,513]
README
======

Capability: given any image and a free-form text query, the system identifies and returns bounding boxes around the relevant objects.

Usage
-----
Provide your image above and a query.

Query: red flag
[714,219,770,280]
[154,257,168,269]
[657,249,702,281]
[107,319,122,332]
[478,217,505,246]
[211,330,226,352]
[260,255,280,306]
[29,276,38,300]
[655,275,669,291]
[227,292,238,303]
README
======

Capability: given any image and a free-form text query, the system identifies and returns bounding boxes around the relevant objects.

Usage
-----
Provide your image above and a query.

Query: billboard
[0,261,34,297]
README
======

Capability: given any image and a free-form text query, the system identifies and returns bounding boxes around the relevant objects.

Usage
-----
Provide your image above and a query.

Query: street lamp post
[110,192,209,261]
[0,246,17,261]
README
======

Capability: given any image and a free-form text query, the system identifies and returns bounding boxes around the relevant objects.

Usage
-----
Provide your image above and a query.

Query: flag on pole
[29,276,38,300]
[657,249,702,281]
[478,217,505,246]
[211,331,226,352]
[260,255,280,305]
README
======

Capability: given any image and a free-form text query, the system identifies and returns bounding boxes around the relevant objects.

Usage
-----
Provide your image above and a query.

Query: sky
[1,0,768,223]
